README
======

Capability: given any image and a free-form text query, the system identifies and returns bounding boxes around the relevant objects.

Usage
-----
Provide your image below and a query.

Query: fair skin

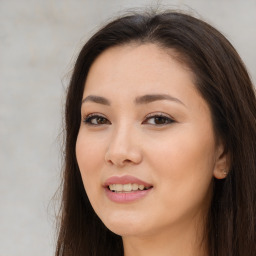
[76,43,228,256]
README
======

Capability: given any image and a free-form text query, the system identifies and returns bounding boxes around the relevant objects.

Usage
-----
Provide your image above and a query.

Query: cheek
[157,125,216,174]
[76,132,105,200]
[76,130,106,171]
[146,125,216,205]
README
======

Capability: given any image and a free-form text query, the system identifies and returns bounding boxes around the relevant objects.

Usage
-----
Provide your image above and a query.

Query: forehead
[84,43,196,98]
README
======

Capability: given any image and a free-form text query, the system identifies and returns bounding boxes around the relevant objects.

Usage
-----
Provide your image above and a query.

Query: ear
[213,143,230,179]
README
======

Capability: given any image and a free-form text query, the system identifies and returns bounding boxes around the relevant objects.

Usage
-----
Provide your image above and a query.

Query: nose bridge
[105,120,142,166]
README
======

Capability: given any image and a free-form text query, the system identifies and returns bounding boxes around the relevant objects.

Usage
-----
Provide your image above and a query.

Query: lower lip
[104,187,153,203]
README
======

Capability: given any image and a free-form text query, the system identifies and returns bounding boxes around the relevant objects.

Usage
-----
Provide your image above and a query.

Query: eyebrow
[82,95,111,105]
[134,94,185,106]
[81,94,185,107]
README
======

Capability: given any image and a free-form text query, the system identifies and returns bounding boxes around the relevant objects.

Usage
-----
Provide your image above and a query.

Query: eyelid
[142,112,175,125]
[82,113,111,125]
[145,112,175,119]
[84,112,106,119]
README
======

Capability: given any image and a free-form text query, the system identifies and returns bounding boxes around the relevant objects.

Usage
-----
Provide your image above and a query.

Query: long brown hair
[56,10,256,256]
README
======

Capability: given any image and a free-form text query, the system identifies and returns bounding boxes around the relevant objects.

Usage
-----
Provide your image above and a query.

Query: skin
[76,43,228,256]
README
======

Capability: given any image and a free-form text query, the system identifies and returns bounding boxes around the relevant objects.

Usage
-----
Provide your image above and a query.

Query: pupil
[97,117,105,124]
[155,117,165,124]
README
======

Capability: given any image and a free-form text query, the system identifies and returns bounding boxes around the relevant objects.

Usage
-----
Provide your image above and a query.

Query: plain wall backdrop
[0,0,255,255]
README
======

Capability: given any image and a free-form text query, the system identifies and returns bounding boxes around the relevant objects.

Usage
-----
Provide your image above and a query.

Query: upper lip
[104,175,153,187]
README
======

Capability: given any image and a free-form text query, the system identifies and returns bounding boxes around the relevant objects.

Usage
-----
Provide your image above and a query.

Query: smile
[108,183,152,192]
[104,175,153,202]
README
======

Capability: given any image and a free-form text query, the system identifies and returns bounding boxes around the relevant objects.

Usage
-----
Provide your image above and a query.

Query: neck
[122,215,208,256]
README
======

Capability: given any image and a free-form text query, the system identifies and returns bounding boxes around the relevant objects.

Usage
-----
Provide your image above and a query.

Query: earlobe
[213,167,228,179]
[213,144,230,179]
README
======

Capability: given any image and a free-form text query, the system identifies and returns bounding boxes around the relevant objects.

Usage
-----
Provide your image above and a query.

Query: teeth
[123,184,132,192]
[115,184,122,192]
[132,184,138,190]
[139,184,144,190]
[108,183,149,192]
[109,184,114,191]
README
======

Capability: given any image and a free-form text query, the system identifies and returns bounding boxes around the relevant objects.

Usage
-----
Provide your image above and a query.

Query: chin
[107,224,147,237]
[101,213,148,236]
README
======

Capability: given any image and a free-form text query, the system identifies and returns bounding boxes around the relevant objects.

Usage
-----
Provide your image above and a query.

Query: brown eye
[143,114,174,126]
[96,116,108,124]
[83,115,111,125]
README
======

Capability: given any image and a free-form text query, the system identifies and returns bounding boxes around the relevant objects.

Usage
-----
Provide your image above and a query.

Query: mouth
[108,183,153,193]
[103,175,153,202]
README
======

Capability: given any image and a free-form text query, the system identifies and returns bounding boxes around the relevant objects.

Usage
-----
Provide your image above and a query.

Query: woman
[56,10,256,256]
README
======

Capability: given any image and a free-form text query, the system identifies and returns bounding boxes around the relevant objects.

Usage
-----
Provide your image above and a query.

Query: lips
[103,175,153,203]
[104,175,153,187]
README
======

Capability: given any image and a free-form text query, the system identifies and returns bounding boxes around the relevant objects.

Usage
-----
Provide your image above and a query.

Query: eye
[83,114,111,126]
[143,113,174,125]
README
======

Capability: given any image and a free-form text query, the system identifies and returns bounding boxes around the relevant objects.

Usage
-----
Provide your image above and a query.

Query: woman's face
[76,44,225,238]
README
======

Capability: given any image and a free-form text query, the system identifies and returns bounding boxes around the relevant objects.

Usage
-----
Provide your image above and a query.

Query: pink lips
[104,175,153,203]
[104,175,152,187]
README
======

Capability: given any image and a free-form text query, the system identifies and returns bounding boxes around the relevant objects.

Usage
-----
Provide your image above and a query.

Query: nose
[105,124,143,167]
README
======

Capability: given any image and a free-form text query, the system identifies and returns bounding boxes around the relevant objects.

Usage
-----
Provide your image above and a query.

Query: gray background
[0,0,255,255]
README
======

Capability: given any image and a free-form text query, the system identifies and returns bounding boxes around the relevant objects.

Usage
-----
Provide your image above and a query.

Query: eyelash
[143,113,175,125]
[83,114,111,126]
[83,113,175,126]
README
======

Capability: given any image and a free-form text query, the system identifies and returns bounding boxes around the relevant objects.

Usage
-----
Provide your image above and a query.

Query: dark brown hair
[56,10,256,256]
